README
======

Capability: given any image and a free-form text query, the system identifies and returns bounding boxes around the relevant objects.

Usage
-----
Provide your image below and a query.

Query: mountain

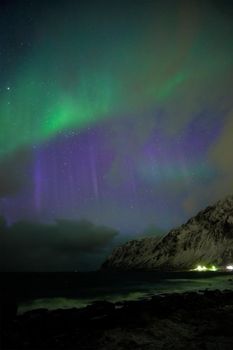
[102,196,233,270]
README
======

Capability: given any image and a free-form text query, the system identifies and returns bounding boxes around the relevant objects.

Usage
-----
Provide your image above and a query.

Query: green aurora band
[0,0,233,158]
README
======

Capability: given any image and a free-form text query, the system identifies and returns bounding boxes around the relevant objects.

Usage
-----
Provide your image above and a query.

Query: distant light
[209,265,217,271]
[194,265,207,271]
[226,265,233,271]
[192,264,219,272]
[6,86,10,91]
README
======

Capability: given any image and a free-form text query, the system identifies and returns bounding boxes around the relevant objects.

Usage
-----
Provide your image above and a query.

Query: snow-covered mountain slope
[102,196,233,270]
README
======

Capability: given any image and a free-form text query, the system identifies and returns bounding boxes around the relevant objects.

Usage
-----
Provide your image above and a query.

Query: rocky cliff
[102,196,233,270]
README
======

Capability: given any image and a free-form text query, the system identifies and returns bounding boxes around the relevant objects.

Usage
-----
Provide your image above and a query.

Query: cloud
[0,219,118,271]
[0,149,32,197]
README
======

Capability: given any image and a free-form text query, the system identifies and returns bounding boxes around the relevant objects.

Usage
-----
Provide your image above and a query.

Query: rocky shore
[2,289,233,349]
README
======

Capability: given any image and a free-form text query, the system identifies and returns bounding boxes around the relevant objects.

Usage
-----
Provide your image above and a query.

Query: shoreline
[2,289,233,349]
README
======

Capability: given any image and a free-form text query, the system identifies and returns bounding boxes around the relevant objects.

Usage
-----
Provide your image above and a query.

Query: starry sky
[0,0,233,238]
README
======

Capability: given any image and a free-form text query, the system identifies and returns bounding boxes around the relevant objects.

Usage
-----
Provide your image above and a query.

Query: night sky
[0,0,233,270]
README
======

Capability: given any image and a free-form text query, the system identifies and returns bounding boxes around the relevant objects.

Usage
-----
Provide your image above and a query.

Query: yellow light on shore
[192,265,218,272]
[194,265,207,271]
[209,265,217,271]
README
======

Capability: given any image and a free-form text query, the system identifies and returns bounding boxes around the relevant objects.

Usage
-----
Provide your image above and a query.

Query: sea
[1,271,233,314]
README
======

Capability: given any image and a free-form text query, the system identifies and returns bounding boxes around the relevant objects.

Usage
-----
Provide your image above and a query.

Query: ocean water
[1,271,233,314]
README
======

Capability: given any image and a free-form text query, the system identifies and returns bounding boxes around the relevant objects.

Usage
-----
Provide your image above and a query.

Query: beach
[1,272,233,349]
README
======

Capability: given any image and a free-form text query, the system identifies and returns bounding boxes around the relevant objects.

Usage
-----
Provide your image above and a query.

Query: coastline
[2,289,233,349]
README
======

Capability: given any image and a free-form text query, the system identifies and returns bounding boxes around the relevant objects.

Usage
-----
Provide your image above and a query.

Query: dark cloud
[0,149,32,197]
[0,219,118,271]
[211,0,233,17]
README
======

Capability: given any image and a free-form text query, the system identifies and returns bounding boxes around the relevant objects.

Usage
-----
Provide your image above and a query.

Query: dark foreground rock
[2,290,233,350]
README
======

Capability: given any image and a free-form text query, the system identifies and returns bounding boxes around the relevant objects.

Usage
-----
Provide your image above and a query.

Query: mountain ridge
[102,195,233,270]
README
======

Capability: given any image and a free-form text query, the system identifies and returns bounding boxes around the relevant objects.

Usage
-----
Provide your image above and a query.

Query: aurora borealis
[1,0,233,236]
